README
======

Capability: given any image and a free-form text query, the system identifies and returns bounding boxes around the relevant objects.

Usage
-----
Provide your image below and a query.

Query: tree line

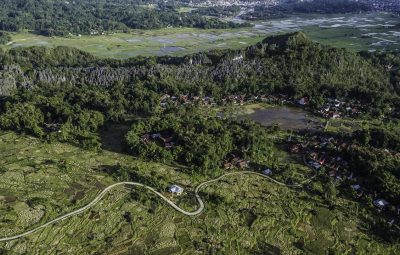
[242,0,372,20]
[124,109,276,174]
[0,0,248,37]
[0,32,399,148]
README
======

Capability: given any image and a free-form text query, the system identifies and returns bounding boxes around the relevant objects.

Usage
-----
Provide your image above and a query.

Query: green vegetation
[0,123,399,254]
[0,32,398,148]
[0,32,400,253]
[0,0,248,37]
[348,126,400,203]
[2,12,399,58]
[125,111,276,172]
[243,0,372,20]
[0,32,11,45]
[1,29,265,58]
[192,6,242,18]
[1,32,397,106]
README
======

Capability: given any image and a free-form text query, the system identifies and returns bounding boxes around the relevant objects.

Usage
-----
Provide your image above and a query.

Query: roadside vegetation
[0,32,11,45]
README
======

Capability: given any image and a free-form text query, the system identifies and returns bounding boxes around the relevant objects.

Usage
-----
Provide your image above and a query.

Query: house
[168,185,184,195]
[161,94,171,101]
[141,134,150,144]
[298,97,309,106]
[373,199,390,209]
[237,159,249,169]
[223,162,234,170]
[165,142,174,149]
[263,169,273,176]
[232,55,243,61]
[309,161,321,170]
[151,133,162,139]
[351,184,361,191]
[44,123,60,132]
[290,144,300,153]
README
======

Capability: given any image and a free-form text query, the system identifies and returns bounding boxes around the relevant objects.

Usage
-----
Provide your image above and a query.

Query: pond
[239,106,322,131]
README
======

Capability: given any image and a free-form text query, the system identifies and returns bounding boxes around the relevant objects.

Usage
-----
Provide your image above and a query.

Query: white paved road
[0,171,313,242]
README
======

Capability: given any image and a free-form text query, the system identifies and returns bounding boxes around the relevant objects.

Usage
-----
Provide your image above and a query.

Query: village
[139,106,399,223]
[288,133,400,221]
[159,93,370,120]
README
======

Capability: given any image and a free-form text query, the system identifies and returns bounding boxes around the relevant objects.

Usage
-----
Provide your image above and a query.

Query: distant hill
[0,0,248,36]
[0,32,396,110]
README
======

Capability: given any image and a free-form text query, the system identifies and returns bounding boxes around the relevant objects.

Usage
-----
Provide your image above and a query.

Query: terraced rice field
[0,130,398,254]
[1,12,399,59]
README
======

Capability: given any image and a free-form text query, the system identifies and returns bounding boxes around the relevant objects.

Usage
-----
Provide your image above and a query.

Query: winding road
[0,171,313,242]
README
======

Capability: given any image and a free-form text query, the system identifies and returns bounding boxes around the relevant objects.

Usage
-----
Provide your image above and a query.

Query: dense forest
[349,127,400,203]
[192,6,242,18]
[125,111,276,173]
[0,0,247,36]
[243,0,372,20]
[0,32,397,109]
[0,32,399,146]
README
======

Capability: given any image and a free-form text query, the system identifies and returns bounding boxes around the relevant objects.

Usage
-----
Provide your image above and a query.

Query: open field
[0,129,399,254]
[1,12,399,58]
[1,29,265,59]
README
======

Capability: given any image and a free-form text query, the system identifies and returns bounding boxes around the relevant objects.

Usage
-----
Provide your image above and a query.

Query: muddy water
[240,106,321,130]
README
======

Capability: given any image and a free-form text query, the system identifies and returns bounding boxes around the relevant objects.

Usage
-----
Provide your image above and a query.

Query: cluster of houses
[290,135,399,216]
[140,133,175,149]
[290,135,350,179]
[186,0,281,8]
[223,154,250,170]
[159,93,369,121]
[159,93,293,109]
[160,94,217,108]
[315,98,364,119]
[297,97,366,119]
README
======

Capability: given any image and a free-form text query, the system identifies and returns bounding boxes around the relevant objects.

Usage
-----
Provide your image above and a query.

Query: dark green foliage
[243,0,372,20]
[361,51,400,95]
[104,164,167,189]
[346,128,400,204]
[125,111,275,173]
[0,32,398,149]
[193,6,243,18]
[353,127,400,151]
[0,32,396,115]
[0,32,11,45]
[0,0,247,36]
[0,102,44,137]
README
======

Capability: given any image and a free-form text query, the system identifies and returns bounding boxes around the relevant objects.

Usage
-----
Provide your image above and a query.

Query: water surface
[240,106,321,130]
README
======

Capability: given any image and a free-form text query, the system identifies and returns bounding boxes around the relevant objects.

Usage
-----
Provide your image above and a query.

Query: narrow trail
[0,171,314,242]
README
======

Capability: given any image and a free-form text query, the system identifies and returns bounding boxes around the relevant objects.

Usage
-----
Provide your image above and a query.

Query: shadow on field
[99,122,131,154]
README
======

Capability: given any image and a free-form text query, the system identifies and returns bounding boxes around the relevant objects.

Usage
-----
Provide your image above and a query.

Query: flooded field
[2,12,399,58]
[239,106,322,131]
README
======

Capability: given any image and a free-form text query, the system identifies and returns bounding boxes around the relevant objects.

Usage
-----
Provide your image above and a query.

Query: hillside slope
[0,32,394,103]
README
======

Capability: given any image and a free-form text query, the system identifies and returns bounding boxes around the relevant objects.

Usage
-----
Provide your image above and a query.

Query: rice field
[0,130,398,254]
[1,12,399,59]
